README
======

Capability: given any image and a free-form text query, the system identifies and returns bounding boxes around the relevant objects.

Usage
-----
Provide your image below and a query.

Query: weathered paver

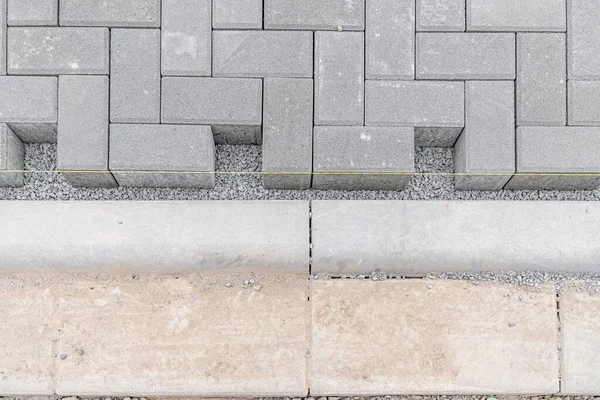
[312,200,600,274]
[568,0,600,80]
[213,31,313,78]
[262,78,313,190]
[59,0,160,27]
[161,77,262,144]
[264,0,365,31]
[506,127,600,190]
[311,280,559,395]
[0,76,57,143]
[213,0,263,29]
[416,0,465,31]
[568,81,600,125]
[110,29,161,123]
[313,126,414,191]
[366,0,415,80]
[57,76,116,189]
[0,123,24,187]
[7,0,58,25]
[365,81,464,146]
[109,124,216,188]
[7,27,109,75]
[315,32,364,126]
[416,33,516,80]
[560,286,600,395]
[161,0,211,76]
[0,0,5,75]
[455,81,515,191]
[517,33,567,126]
[467,0,566,32]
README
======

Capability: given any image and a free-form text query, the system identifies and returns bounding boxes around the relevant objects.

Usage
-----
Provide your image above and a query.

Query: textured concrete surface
[417,0,465,31]
[568,81,600,125]
[0,123,23,187]
[7,0,58,25]
[467,0,566,32]
[59,0,160,27]
[264,0,365,31]
[213,0,262,29]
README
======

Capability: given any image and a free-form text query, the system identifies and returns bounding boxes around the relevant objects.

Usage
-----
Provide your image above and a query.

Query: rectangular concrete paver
[0,0,5,75]
[109,124,215,189]
[417,0,465,31]
[213,0,262,29]
[58,76,116,188]
[455,81,515,191]
[262,78,313,190]
[568,81,600,125]
[366,0,415,80]
[568,0,600,80]
[416,33,515,80]
[161,0,211,76]
[59,0,160,27]
[0,123,24,187]
[560,286,600,395]
[264,0,365,31]
[110,29,161,123]
[467,0,566,31]
[161,77,262,144]
[311,280,559,395]
[517,33,566,126]
[213,31,313,78]
[315,32,364,126]
[8,27,109,75]
[7,0,58,25]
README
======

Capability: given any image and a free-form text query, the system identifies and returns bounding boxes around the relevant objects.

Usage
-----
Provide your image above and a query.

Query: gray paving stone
[0,76,57,143]
[161,0,211,76]
[109,124,215,188]
[455,81,515,191]
[110,29,160,124]
[366,0,414,80]
[7,27,109,75]
[1,0,6,75]
[568,0,600,80]
[467,0,566,31]
[59,0,160,27]
[0,123,24,187]
[505,127,600,190]
[161,77,263,144]
[416,0,465,31]
[517,33,567,126]
[57,76,116,188]
[568,81,600,125]
[416,33,516,80]
[7,0,58,25]
[365,80,464,146]
[213,0,262,29]
[312,126,414,191]
[264,0,365,31]
[213,31,313,78]
[314,32,364,126]
[262,78,313,190]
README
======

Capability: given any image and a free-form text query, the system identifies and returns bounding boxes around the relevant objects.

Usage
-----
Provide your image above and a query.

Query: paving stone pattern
[1,0,599,191]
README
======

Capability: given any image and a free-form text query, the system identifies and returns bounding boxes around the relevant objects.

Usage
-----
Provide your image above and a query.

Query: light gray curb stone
[7,0,58,26]
[568,0,600,80]
[0,201,309,273]
[312,200,600,275]
[416,0,465,31]
[264,0,365,31]
[59,0,160,27]
[0,0,5,75]
[109,124,216,188]
[213,30,313,78]
[58,75,116,188]
[161,0,211,77]
[568,81,600,125]
[7,27,109,75]
[213,0,262,29]
[0,123,24,187]
[262,78,313,190]
[467,0,566,32]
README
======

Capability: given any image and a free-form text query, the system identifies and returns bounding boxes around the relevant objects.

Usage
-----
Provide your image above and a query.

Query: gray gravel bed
[1,144,600,200]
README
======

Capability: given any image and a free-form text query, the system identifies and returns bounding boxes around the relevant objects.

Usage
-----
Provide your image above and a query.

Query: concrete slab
[59,0,160,27]
[417,0,465,31]
[264,0,365,31]
[467,0,566,31]
[0,0,5,75]
[0,201,309,273]
[560,285,600,395]
[568,81,600,125]
[213,0,262,29]
[7,0,58,25]
[568,0,600,80]
[312,200,600,275]
[311,280,559,395]
[0,123,24,187]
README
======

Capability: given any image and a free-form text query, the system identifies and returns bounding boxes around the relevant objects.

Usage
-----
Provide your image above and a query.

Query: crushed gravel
[1,144,600,200]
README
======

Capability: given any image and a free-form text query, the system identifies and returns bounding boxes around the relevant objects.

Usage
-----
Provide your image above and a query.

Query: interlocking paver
[467,0,566,32]
[57,76,116,188]
[455,81,515,191]
[366,0,414,80]
[264,0,365,31]
[110,29,161,123]
[59,0,160,27]
[109,124,216,188]
[263,78,313,190]
[568,0,600,80]
[416,0,465,31]
[213,0,263,29]
[7,27,109,75]
[568,81,600,126]
[0,0,5,75]
[161,77,262,144]
[213,31,313,78]
[0,123,24,187]
[7,0,57,26]
[517,33,567,126]
[161,0,211,77]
